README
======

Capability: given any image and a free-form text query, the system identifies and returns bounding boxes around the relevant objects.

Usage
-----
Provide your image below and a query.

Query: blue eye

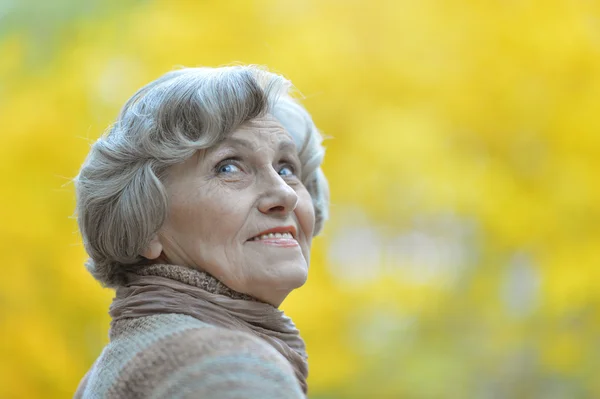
[278,165,295,177]
[217,162,241,174]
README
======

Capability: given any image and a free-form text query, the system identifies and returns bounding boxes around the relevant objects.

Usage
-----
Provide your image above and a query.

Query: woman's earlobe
[141,234,163,260]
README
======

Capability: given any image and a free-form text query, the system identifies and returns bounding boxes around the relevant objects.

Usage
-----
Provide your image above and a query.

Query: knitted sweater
[74,270,306,398]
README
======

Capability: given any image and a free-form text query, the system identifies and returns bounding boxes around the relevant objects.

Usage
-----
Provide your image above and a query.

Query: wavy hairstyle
[75,66,329,287]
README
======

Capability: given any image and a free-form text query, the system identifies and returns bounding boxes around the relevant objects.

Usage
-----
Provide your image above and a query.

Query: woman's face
[148,115,315,306]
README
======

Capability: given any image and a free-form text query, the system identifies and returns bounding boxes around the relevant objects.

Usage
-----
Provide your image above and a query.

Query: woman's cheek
[299,190,316,238]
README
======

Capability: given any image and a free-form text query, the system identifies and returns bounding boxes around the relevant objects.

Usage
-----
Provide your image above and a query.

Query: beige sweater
[75,265,306,398]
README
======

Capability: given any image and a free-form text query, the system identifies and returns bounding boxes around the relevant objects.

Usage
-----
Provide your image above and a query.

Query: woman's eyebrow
[278,140,297,153]
[221,137,256,151]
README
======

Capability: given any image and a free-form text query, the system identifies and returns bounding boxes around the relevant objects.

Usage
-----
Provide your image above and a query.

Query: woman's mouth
[249,232,294,241]
[247,231,299,247]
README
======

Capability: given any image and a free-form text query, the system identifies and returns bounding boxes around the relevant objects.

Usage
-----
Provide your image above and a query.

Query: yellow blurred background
[1,0,599,398]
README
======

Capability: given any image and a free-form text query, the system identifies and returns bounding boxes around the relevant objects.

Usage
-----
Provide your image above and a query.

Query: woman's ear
[141,234,163,259]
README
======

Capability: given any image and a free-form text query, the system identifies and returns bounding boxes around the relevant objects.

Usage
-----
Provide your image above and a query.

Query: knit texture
[74,265,306,398]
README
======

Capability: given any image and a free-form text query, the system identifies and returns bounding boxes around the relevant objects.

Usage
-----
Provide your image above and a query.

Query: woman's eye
[217,162,241,174]
[278,165,296,177]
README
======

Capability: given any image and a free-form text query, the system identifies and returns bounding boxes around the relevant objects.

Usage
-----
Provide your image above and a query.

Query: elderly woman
[74,66,328,398]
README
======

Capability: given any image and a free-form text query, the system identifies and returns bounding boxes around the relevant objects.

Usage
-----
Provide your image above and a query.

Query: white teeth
[251,232,294,241]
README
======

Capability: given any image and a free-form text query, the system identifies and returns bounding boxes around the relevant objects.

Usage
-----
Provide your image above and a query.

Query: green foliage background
[1,1,599,398]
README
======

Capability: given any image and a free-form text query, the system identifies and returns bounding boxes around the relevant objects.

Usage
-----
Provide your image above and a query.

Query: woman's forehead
[220,116,296,151]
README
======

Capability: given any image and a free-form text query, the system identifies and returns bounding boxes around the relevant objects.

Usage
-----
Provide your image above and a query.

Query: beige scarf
[109,264,308,394]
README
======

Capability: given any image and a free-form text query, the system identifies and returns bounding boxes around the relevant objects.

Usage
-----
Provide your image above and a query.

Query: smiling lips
[248,226,299,247]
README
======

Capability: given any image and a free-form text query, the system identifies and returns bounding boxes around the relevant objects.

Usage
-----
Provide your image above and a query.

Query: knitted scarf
[109,264,309,394]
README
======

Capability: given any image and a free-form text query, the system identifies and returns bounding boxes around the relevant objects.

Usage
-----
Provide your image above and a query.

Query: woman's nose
[257,170,298,216]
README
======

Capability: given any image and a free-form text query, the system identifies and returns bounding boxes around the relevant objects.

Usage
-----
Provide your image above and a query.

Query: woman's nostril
[270,205,286,212]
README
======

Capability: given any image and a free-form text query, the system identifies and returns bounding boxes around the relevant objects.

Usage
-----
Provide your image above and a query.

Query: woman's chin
[246,266,308,305]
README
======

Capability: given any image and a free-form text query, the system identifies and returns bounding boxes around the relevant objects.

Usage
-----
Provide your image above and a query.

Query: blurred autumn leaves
[1,0,600,398]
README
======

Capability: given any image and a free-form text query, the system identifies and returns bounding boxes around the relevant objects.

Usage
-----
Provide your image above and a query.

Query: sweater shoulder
[77,314,303,398]
[108,325,303,398]
[76,313,209,398]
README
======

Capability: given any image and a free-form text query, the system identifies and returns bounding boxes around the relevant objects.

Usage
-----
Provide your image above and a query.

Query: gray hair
[75,66,329,287]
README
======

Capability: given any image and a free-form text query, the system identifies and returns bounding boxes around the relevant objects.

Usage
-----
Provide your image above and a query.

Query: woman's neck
[131,263,259,302]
